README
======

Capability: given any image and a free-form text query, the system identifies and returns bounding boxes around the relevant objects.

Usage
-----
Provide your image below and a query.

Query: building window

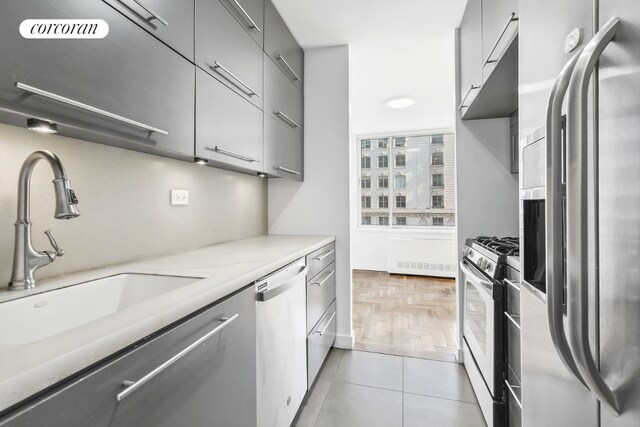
[378,176,388,188]
[361,139,371,149]
[379,216,389,225]
[378,138,389,148]
[396,195,406,208]
[432,152,444,166]
[362,216,372,225]
[361,156,371,169]
[432,173,444,187]
[378,155,388,168]
[361,196,371,209]
[395,154,406,167]
[395,175,406,188]
[431,134,444,144]
[432,217,444,226]
[361,176,371,188]
[432,195,444,208]
[395,216,407,225]
[395,137,406,147]
[379,195,388,208]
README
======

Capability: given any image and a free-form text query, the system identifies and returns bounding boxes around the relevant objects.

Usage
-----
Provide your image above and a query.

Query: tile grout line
[311,381,332,427]
[402,390,479,405]
[402,356,405,427]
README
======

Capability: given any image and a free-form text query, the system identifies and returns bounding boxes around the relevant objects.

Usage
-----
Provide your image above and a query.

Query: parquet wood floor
[352,269,458,360]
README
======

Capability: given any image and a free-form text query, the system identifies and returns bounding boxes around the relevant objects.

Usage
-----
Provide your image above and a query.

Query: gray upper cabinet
[0,286,257,427]
[195,0,263,109]
[264,114,303,181]
[481,0,518,83]
[102,0,195,61]
[264,0,303,91]
[458,0,482,113]
[219,0,264,47]
[196,69,264,173]
[264,54,303,136]
[0,0,195,160]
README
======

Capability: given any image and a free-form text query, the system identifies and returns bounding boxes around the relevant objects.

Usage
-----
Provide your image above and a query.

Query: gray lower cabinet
[264,0,303,91]
[0,285,257,427]
[264,54,303,136]
[306,262,336,335]
[264,114,303,180]
[195,0,263,108]
[102,0,195,61]
[196,69,264,173]
[306,242,336,280]
[0,0,195,160]
[218,0,264,47]
[307,300,337,389]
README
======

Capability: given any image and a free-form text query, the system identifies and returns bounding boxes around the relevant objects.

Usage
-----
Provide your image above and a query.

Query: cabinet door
[0,286,257,427]
[458,0,483,113]
[0,0,195,160]
[264,0,303,91]
[481,0,518,83]
[195,0,263,109]
[102,0,195,61]
[264,114,303,181]
[219,0,264,47]
[264,54,303,135]
[196,69,263,173]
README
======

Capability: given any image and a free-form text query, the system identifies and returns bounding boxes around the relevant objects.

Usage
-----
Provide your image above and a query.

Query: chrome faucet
[8,150,80,290]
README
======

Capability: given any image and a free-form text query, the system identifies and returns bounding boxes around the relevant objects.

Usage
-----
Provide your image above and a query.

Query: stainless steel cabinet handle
[504,312,521,330]
[276,55,301,82]
[457,84,481,110]
[311,270,334,287]
[210,62,260,97]
[545,47,587,388]
[226,0,261,32]
[484,12,519,66]
[257,266,308,302]
[566,16,621,416]
[275,110,301,129]
[274,166,301,175]
[16,82,168,135]
[313,249,335,261]
[313,311,336,336]
[504,380,522,410]
[504,278,520,293]
[131,0,168,26]
[205,146,258,163]
[116,314,239,401]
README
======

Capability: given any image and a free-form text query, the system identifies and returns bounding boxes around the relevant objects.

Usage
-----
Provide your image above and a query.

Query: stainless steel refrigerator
[519,0,640,426]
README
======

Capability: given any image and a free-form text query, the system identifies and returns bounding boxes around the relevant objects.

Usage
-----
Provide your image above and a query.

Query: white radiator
[387,237,457,278]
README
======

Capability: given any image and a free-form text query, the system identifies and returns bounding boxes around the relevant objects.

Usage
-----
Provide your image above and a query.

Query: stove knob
[477,257,484,269]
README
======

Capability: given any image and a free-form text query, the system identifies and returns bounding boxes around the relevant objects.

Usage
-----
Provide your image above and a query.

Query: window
[431,134,444,144]
[395,154,406,167]
[395,175,406,188]
[395,216,407,225]
[432,217,444,226]
[362,216,372,225]
[432,195,444,208]
[378,155,388,168]
[378,176,388,188]
[361,196,371,209]
[361,176,371,188]
[396,195,406,208]
[361,156,371,169]
[379,216,389,225]
[432,152,444,166]
[432,173,444,187]
[361,139,371,149]
[378,138,389,148]
[395,137,406,147]
[379,195,388,208]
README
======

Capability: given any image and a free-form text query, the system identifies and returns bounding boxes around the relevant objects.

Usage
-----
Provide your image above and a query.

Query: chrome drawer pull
[457,84,481,110]
[505,312,521,330]
[131,0,168,26]
[504,379,522,410]
[311,270,334,287]
[484,12,518,66]
[116,314,239,401]
[205,146,258,163]
[276,55,301,82]
[313,249,334,261]
[274,166,301,175]
[211,62,260,97]
[313,311,336,336]
[504,278,520,293]
[275,110,301,129]
[16,82,168,135]
[227,0,261,32]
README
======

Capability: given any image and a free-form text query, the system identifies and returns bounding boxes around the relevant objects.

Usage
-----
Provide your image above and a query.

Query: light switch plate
[170,189,189,206]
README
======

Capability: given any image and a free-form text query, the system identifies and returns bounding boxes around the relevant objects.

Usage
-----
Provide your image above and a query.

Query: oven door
[460,257,496,396]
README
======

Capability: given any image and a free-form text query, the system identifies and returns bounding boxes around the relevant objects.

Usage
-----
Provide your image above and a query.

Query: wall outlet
[170,189,189,206]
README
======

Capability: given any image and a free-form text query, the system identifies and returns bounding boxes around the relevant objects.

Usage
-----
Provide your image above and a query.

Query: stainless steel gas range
[459,236,519,427]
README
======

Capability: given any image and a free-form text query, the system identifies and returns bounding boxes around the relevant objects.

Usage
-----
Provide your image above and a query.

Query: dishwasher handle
[257,265,308,302]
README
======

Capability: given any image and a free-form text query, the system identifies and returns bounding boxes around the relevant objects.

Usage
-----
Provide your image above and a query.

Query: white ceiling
[271,0,468,135]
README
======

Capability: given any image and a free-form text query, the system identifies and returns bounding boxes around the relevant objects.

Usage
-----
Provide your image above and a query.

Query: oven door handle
[459,260,494,300]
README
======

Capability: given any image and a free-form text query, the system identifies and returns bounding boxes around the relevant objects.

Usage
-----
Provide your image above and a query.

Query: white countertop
[0,234,335,413]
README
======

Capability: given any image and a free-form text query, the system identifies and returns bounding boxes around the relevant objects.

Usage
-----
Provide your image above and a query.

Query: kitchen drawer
[306,262,336,334]
[264,54,303,135]
[219,0,264,47]
[306,242,336,281]
[506,365,522,427]
[505,279,520,318]
[102,0,195,61]
[0,286,257,427]
[0,0,195,160]
[307,300,337,389]
[195,69,263,173]
[506,308,521,381]
[195,0,263,109]
[264,0,303,91]
[263,114,303,180]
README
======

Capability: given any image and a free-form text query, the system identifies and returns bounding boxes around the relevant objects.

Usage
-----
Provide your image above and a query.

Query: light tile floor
[293,349,486,427]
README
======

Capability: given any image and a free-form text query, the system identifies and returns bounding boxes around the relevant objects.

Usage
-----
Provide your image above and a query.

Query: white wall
[268,45,353,348]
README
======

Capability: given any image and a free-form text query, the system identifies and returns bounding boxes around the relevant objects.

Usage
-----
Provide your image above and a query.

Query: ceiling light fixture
[27,118,57,134]
[194,157,208,165]
[386,97,415,109]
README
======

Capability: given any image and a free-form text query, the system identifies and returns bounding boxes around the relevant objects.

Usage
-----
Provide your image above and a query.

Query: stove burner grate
[475,236,519,256]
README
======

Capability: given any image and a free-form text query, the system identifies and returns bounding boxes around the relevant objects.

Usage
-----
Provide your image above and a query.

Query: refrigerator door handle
[545,45,588,389]
[566,16,621,416]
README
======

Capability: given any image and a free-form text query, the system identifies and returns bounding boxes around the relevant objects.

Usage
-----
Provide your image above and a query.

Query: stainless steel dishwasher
[256,257,308,427]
